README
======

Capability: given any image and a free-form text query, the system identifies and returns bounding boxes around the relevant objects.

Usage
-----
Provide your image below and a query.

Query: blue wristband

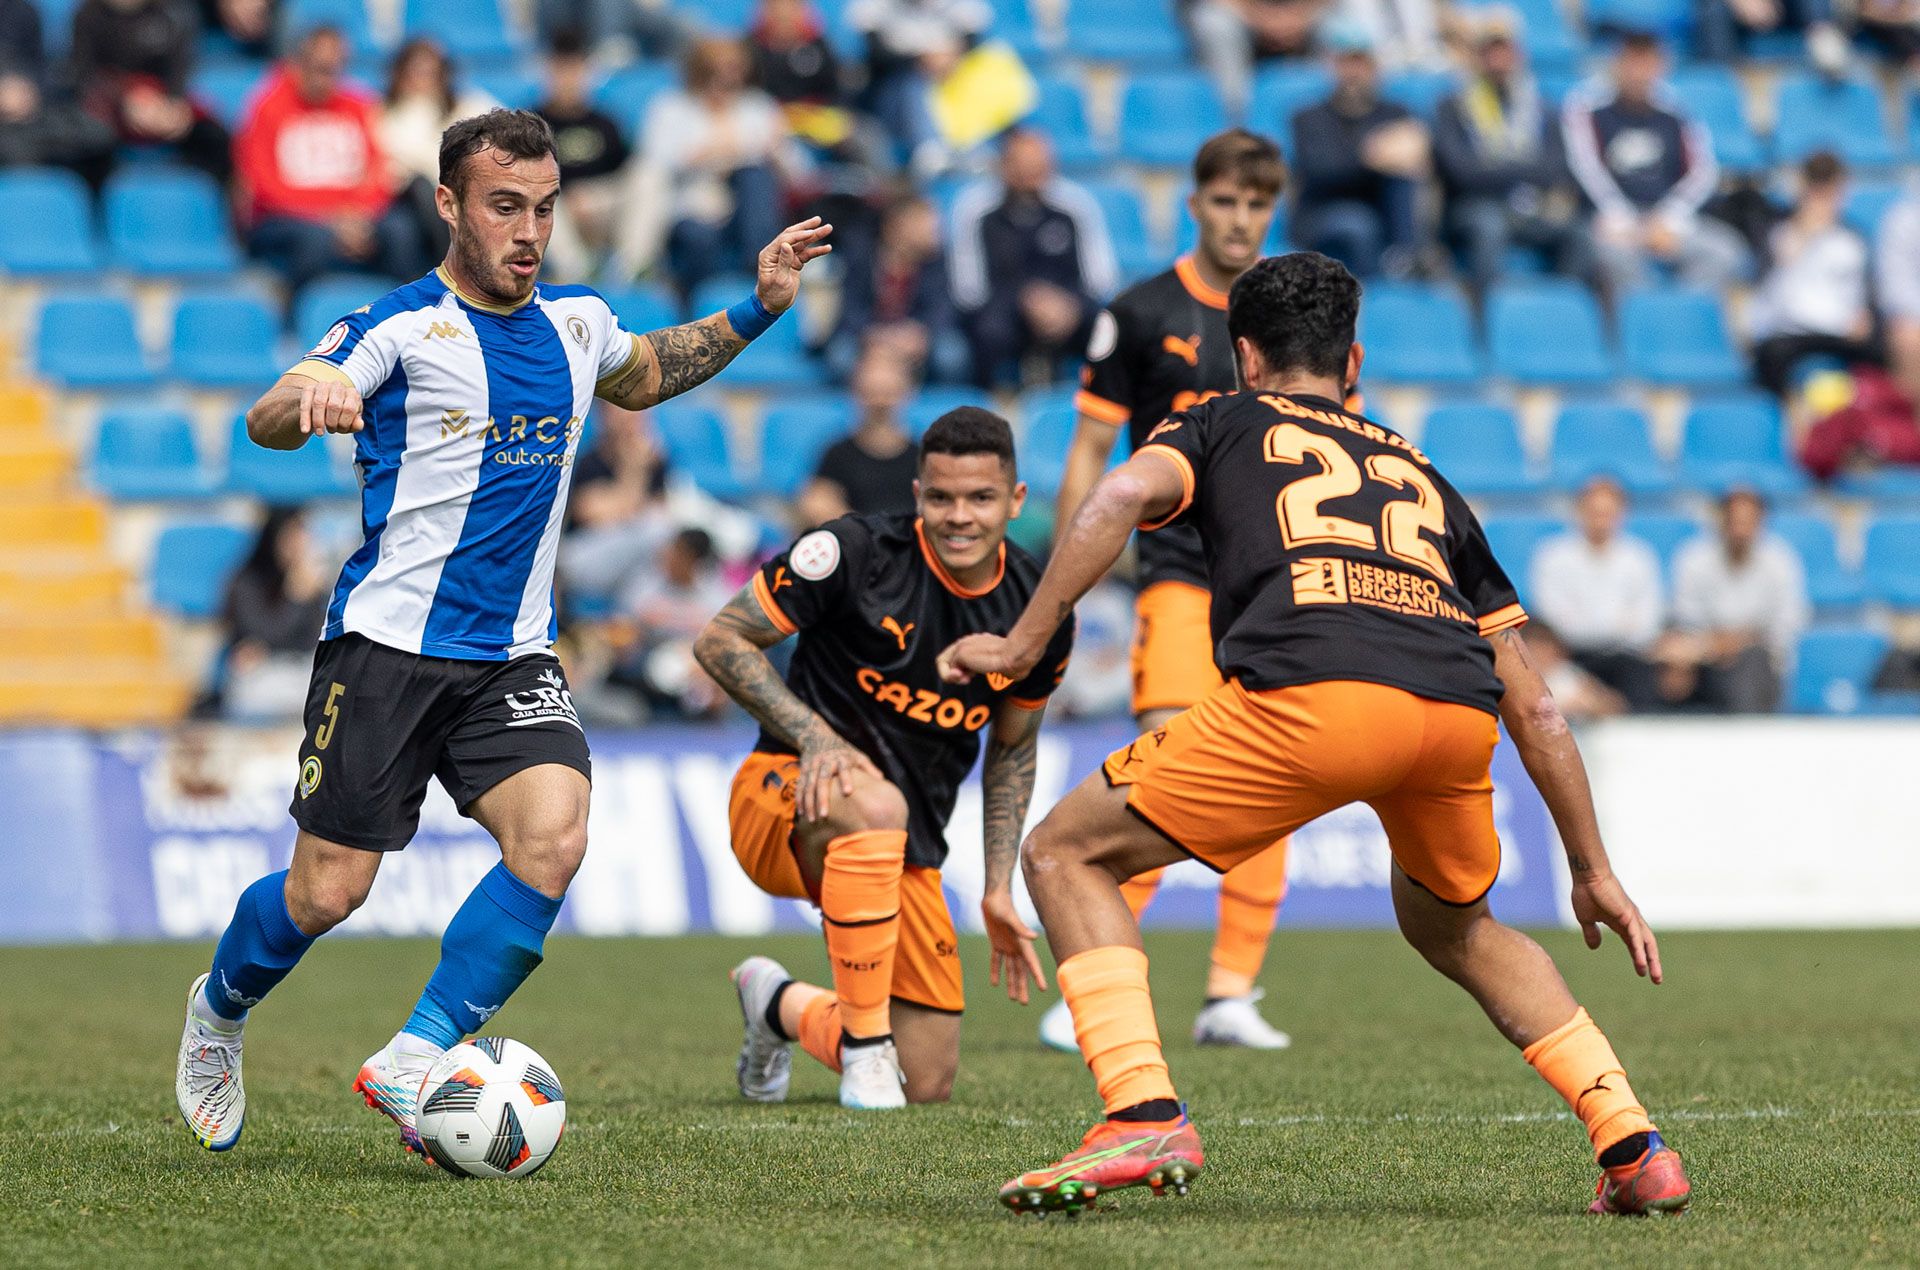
[725,292,779,341]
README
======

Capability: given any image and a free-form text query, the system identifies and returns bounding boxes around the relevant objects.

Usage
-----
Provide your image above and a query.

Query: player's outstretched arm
[245,369,364,450]
[597,218,833,411]
[693,584,880,820]
[1050,415,1122,549]
[1490,628,1664,985]
[980,701,1049,1005]
[939,452,1185,684]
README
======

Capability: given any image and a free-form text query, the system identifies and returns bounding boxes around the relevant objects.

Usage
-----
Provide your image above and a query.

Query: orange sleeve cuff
[1135,444,1196,531]
[751,571,798,635]
[1006,695,1050,711]
[1075,390,1130,426]
[1477,603,1529,636]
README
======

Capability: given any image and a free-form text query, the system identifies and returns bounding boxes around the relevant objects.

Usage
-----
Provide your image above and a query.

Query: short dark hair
[438,109,557,195]
[1802,149,1845,189]
[1618,28,1663,54]
[672,527,716,562]
[1193,129,1285,198]
[548,25,588,59]
[1226,252,1360,380]
[920,407,1017,479]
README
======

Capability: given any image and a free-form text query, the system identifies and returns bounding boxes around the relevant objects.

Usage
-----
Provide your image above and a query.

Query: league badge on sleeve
[311,322,349,357]
[791,530,841,581]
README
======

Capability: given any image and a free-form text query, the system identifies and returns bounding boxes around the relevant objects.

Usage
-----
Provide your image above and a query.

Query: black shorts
[290,633,592,852]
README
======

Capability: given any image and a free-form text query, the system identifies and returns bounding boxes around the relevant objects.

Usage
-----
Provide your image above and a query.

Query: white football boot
[839,1039,907,1110]
[1191,988,1292,1050]
[1037,997,1079,1054]
[353,1036,440,1156]
[176,973,247,1151]
[730,956,794,1103]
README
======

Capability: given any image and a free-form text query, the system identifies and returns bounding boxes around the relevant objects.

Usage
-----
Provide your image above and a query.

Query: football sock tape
[819,829,907,1042]
[1058,945,1180,1116]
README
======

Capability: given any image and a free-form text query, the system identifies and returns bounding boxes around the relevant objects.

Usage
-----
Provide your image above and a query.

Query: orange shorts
[728,752,964,1013]
[1131,580,1225,716]
[1103,679,1503,905]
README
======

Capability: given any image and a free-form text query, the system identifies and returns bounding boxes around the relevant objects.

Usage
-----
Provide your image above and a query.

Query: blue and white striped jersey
[291,268,646,660]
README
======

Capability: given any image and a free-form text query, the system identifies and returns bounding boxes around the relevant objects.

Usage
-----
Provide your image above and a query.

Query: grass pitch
[2,928,1916,1269]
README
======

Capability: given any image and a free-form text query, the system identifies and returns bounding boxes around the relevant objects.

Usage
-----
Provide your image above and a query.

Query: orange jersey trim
[1074,389,1131,426]
[1174,256,1229,311]
[1476,603,1529,637]
[751,571,798,635]
[915,517,1005,598]
[1135,444,1196,530]
[1006,695,1050,711]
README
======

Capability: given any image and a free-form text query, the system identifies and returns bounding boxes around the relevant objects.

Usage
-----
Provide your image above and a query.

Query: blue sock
[204,870,316,1021]
[403,863,563,1049]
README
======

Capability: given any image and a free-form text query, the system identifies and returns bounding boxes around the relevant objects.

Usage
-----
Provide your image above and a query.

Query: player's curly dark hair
[439,109,557,196]
[920,407,1016,479]
[1227,251,1361,381]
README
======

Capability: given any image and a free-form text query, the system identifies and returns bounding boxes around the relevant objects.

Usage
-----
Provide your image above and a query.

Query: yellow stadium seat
[0,383,51,433]
[0,614,164,660]
[0,556,130,614]
[0,497,106,547]
[0,434,73,490]
[0,660,193,727]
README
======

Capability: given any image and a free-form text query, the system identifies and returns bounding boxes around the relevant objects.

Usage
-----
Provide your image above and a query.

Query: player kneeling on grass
[693,409,1072,1110]
[173,107,832,1154]
[940,252,1692,1216]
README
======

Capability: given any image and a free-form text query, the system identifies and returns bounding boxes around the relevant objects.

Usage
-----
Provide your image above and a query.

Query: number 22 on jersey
[1263,422,1454,585]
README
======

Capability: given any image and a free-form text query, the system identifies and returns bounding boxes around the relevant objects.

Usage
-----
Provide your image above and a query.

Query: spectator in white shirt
[1875,185,1920,406]
[1660,488,1809,712]
[1529,475,1666,709]
[1749,152,1880,398]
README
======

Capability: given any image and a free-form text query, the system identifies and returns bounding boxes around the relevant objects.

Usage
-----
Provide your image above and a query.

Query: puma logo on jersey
[987,672,1014,691]
[1162,333,1202,366]
[880,615,915,651]
[423,320,467,341]
[1145,417,1184,442]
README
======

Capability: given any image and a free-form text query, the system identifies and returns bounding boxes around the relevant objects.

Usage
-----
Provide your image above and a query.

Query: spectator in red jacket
[233,24,423,292]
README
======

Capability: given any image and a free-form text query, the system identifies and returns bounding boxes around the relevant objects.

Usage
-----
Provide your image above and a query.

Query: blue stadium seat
[1118,72,1228,168]
[225,413,355,501]
[151,522,253,619]
[1419,402,1533,495]
[1383,69,1457,119]
[594,64,675,135]
[986,0,1047,61]
[1487,280,1614,385]
[1586,0,1691,39]
[689,278,819,388]
[1862,515,1920,607]
[1082,180,1162,282]
[35,295,156,390]
[756,400,854,498]
[1834,468,1920,504]
[1788,626,1890,714]
[294,275,390,349]
[404,0,526,62]
[1063,0,1186,65]
[1662,66,1760,172]
[105,168,241,276]
[599,285,681,335]
[93,408,218,500]
[1358,284,1482,385]
[1249,65,1331,142]
[285,0,382,52]
[1022,404,1079,498]
[1452,0,1580,67]
[1679,396,1803,497]
[1772,511,1864,609]
[189,63,269,126]
[1550,403,1673,495]
[172,294,284,390]
[0,169,99,276]
[37,0,84,52]
[1773,73,1901,167]
[1028,75,1109,170]
[1021,384,1081,422]
[1844,178,1905,242]
[906,387,981,439]
[1479,513,1565,600]
[470,67,544,109]
[652,405,745,499]
[1620,288,1745,387]
[1625,512,1700,575]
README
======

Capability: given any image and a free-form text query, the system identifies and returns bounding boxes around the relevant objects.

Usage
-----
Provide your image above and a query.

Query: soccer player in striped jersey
[174,108,833,1157]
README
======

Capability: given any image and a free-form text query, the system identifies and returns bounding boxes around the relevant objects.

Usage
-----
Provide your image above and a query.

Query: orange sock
[1523,1007,1656,1158]
[1208,838,1289,998]
[1120,868,1164,922]
[787,982,843,1073]
[1057,945,1179,1116]
[819,828,907,1041]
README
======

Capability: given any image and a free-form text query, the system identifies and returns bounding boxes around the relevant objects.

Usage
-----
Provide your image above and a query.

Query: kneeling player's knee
[905,1066,955,1104]
[838,777,908,835]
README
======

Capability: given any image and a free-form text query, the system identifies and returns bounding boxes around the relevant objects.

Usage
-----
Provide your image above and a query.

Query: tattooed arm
[1491,627,1663,983]
[597,218,833,411]
[980,701,1049,1004]
[693,585,880,822]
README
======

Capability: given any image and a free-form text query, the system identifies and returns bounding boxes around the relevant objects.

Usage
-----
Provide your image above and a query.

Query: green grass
[2,929,1917,1268]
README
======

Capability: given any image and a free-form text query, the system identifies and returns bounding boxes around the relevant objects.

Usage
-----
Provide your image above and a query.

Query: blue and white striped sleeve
[288,303,408,400]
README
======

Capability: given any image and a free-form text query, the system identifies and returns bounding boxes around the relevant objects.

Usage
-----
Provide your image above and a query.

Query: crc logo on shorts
[299,756,323,799]
[310,322,349,357]
[504,667,583,732]
[790,530,840,581]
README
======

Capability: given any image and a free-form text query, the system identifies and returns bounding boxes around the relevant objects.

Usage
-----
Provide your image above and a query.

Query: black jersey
[750,514,1075,869]
[1136,391,1527,714]
[1076,258,1237,589]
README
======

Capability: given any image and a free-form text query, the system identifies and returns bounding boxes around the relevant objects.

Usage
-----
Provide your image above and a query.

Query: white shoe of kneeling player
[1192,988,1293,1050]
[730,955,793,1103]
[839,1038,907,1110]
[1038,997,1079,1053]
[354,1035,442,1156]
[177,973,247,1151]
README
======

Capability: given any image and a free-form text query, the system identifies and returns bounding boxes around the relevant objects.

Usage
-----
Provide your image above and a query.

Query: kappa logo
[219,970,261,1010]
[1162,333,1202,366]
[465,1000,503,1024]
[1145,417,1185,442]
[504,667,583,732]
[423,320,467,341]
[880,615,915,651]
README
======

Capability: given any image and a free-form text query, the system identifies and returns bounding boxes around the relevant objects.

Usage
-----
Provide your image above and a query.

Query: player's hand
[299,378,364,436]
[936,633,1038,686]
[794,731,882,822]
[982,888,1047,1005]
[754,217,834,315]
[1571,870,1663,985]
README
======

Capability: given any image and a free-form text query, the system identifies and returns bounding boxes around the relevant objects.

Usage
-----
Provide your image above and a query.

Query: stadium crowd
[3,0,1920,727]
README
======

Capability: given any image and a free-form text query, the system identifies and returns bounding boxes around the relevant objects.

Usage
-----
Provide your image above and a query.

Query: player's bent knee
[503,816,589,899]
[286,871,372,934]
[905,1067,956,1104]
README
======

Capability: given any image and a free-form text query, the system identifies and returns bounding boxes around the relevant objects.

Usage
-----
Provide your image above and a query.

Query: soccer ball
[414,1037,566,1179]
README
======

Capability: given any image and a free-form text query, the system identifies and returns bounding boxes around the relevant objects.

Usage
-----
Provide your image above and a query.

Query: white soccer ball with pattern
[414,1037,566,1179]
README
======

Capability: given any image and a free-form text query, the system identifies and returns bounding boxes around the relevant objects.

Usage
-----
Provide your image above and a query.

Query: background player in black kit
[1042,129,1296,1052]
[693,409,1074,1110]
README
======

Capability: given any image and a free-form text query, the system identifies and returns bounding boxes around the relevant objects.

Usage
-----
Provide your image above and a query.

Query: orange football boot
[1000,1109,1204,1216]
[1589,1131,1691,1216]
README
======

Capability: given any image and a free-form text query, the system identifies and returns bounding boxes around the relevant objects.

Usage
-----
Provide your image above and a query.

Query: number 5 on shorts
[314,682,345,750]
